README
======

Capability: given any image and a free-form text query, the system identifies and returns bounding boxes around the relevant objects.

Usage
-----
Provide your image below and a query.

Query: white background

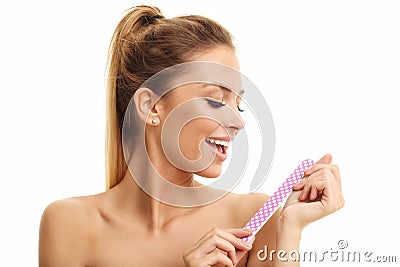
[0,0,399,266]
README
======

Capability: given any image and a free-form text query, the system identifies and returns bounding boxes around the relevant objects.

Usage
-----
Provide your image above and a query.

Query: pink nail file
[242,159,314,242]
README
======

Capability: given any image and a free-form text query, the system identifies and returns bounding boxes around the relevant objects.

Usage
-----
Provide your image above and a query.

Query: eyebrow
[201,83,245,96]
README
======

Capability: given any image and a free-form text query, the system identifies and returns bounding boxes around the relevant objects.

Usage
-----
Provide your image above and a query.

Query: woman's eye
[205,98,245,112]
[237,105,245,112]
[205,98,226,108]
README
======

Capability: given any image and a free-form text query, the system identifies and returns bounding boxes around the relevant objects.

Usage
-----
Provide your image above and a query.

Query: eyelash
[205,99,245,112]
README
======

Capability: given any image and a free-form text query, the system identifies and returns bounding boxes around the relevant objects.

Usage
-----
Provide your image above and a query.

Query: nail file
[242,159,314,242]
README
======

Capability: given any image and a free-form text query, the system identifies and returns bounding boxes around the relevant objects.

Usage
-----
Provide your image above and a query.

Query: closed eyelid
[202,83,243,97]
[208,94,224,100]
[201,85,244,107]
[205,98,244,112]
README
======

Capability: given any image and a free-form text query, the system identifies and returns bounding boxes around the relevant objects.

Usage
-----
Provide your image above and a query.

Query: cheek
[178,118,219,158]
[180,118,219,139]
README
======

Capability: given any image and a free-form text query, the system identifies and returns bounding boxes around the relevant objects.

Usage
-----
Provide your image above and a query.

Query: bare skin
[39,175,274,267]
[39,47,344,267]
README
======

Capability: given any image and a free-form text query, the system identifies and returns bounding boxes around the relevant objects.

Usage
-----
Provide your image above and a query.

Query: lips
[205,137,231,161]
[205,137,229,153]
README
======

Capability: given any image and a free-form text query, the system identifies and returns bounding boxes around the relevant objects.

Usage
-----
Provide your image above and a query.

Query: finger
[304,178,343,213]
[293,179,306,190]
[301,176,330,201]
[294,164,330,191]
[204,250,234,267]
[200,228,252,243]
[303,153,332,174]
[201,236,237,265]
[330,164,341,182]
[225,228,254,238]
[217,229,253,251]
[303,163,332,177]
[211,228,253,248]
[299,169,333,200]
[192,228,243,247]
[195,228,252,263]
[300,182,312,201]
[294,166,327,190]
[310,181,327,201]
[316,153,332,164]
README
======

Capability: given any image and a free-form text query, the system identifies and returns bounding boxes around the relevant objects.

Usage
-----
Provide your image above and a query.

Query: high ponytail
[105,5,235,189]
[105,5,163,190]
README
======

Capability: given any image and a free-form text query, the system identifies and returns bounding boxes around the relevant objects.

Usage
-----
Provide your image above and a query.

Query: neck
[110,140,200,233]
[118,174,195,233]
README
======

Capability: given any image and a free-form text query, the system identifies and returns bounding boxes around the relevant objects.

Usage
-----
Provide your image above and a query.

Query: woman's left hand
[279,154,345,230]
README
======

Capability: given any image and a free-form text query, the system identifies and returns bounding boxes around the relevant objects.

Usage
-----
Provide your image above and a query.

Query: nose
[225,101,245,133]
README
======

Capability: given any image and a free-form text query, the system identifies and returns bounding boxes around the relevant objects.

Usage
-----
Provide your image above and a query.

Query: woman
[39,5,344,267]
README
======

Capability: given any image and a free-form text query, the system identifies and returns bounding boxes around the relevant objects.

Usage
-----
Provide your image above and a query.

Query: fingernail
[244,228,253,232]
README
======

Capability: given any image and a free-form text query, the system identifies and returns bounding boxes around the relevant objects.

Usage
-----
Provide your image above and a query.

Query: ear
[133,87,160,126]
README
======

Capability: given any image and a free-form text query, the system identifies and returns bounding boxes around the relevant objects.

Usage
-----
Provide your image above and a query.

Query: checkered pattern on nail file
[242,159,314,242]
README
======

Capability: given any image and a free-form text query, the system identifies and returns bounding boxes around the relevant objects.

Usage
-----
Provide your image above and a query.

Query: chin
[195,164,222,178]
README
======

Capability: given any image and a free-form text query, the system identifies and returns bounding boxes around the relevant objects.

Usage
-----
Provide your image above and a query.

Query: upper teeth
[205,138,230,147]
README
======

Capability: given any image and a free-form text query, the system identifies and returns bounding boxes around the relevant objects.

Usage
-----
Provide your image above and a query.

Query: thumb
[315,153,332,164]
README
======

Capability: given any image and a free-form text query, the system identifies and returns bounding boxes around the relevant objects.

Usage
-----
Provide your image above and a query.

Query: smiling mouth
[205,137,230,155]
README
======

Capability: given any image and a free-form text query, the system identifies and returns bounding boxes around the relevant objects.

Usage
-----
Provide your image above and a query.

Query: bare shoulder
[222,192,270,225]
[40,195,100,229]
[39,195,102,266]
[239,192,270,205]
[228,191,270,210]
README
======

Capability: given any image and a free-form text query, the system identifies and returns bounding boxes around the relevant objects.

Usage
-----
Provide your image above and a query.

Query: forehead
[141,60,245,101]
[192,46,240,71]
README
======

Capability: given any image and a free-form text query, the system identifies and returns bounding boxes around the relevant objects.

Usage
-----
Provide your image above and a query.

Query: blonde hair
[105,5,235,189]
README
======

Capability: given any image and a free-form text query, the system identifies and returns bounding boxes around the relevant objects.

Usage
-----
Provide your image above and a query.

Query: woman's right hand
[182,228,254,267]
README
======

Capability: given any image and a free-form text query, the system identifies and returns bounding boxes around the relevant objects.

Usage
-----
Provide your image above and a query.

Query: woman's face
[155,46,245,179]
